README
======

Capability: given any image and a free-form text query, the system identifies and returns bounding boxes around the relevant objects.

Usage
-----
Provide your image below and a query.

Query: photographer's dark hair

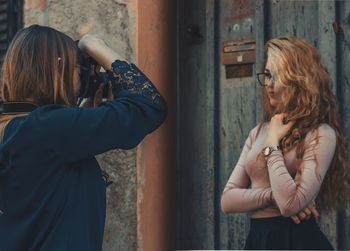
[1,24,79,106]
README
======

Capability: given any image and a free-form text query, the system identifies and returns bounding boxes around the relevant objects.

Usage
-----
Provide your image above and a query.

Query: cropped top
[221,123,336,218]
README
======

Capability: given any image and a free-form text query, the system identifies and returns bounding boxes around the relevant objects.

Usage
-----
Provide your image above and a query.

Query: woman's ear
[57,57,64,73]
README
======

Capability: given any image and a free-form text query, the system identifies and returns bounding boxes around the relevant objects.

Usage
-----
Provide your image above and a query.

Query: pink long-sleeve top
[221,123,336,218]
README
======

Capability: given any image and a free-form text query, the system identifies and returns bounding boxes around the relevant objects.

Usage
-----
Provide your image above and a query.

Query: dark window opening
[0,0,23,64]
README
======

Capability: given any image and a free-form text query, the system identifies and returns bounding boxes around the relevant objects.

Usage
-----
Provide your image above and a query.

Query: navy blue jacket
[0,60,167,251]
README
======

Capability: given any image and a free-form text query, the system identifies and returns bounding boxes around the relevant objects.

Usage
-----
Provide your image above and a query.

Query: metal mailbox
[221,39,256,78]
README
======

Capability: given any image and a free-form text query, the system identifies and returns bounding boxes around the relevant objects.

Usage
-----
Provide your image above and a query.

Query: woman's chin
[269,99,278,107]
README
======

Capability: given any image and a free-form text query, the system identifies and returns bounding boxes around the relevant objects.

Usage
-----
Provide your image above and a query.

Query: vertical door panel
[218,0,257,249]
[177,0,216,249]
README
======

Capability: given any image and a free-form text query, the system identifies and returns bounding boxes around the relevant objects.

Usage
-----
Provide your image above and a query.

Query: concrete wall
[24,1,138,250]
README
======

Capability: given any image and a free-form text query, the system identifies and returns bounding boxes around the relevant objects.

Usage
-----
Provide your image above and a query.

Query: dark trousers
[244,216,334,250]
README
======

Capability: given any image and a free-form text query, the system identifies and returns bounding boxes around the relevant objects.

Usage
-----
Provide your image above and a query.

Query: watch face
[263,147,270,156]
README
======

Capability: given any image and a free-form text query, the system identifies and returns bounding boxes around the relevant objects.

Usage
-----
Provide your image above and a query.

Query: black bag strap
[0,101,37,115]
[0,102,36,143]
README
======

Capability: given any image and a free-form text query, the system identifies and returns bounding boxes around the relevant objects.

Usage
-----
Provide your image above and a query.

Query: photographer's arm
[78,34,123,70]
[41,35,167,163]
[78,34,164,105]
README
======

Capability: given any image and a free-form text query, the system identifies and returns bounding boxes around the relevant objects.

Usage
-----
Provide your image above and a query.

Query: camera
[77,48,109,101]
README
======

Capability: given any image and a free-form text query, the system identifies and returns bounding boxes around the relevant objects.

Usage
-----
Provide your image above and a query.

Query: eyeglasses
[257,72,274,86]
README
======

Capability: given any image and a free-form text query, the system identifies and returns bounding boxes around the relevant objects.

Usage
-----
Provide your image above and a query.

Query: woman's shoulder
[29,104,82,121]
[19,104,83,135]
[248,122,268,141]
[318,123,336,134]
[305,123,336,143]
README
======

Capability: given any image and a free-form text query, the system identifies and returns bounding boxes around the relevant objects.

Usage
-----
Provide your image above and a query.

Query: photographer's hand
[79,34,165,109]
[78,34,123,70]
[93,82,114,107]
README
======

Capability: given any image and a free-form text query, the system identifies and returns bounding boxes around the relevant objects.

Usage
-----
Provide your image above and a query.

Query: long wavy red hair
[261,36,350,211]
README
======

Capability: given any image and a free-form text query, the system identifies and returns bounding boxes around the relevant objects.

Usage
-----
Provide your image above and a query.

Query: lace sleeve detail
[107,60,163,104]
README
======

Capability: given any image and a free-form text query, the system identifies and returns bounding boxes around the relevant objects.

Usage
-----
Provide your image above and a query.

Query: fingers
[93,83,113,107]
[299,211,307,220]
[93,84,104,107]
[107,81,114,101]
[291,211,308,224]
[285,120,295,130]
[291,201,320,225]
[291,215,301,224]
[271,113,295,130]
[303,207,312,220]
[273,113,295,127]
[309,204,320,220]
[282,117,295,131]
[292,207,312,224]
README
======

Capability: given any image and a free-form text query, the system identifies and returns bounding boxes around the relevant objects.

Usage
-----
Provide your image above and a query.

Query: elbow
[118,134,145,150]
[157,106,168,128]
[220,194,232,214]
[160,96,168,117]
[279,208,295,217]
[274,189,302,217]
[156,97,168,126]
[151,95,168,122]
[221,199,229,214]
[127,136,146,149]
[278,203,299,217]
[146,99,168,134]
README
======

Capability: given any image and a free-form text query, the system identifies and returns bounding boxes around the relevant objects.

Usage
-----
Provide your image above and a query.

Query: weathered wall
[24,1,137,250]
[177,0,350,249]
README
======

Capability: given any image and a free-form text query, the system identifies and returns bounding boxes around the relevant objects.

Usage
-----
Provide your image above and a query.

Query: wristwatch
[261,145,280,156]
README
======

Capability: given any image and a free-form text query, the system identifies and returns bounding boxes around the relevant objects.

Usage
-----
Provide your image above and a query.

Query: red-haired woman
[221,36,349,250]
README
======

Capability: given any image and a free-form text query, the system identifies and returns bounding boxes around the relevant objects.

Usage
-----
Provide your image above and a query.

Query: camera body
[77,48,109,100]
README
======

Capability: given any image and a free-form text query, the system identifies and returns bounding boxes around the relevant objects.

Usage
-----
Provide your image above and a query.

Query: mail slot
[221,39,256,78]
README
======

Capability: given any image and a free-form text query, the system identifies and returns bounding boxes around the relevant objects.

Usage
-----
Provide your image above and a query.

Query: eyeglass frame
[256,72,274,87]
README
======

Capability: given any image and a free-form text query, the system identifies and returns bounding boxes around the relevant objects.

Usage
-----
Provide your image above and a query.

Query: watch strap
[262,145,280,156]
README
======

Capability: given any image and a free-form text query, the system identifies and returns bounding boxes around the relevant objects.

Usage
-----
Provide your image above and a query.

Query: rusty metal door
[177,0,350,249]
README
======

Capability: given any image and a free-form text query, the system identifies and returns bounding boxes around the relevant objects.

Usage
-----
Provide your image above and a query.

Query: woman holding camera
[0,25,167,251]
[221,36,349,250]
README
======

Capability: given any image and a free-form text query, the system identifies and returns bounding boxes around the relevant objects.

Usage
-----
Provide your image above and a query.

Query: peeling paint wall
[24,1,137,250]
